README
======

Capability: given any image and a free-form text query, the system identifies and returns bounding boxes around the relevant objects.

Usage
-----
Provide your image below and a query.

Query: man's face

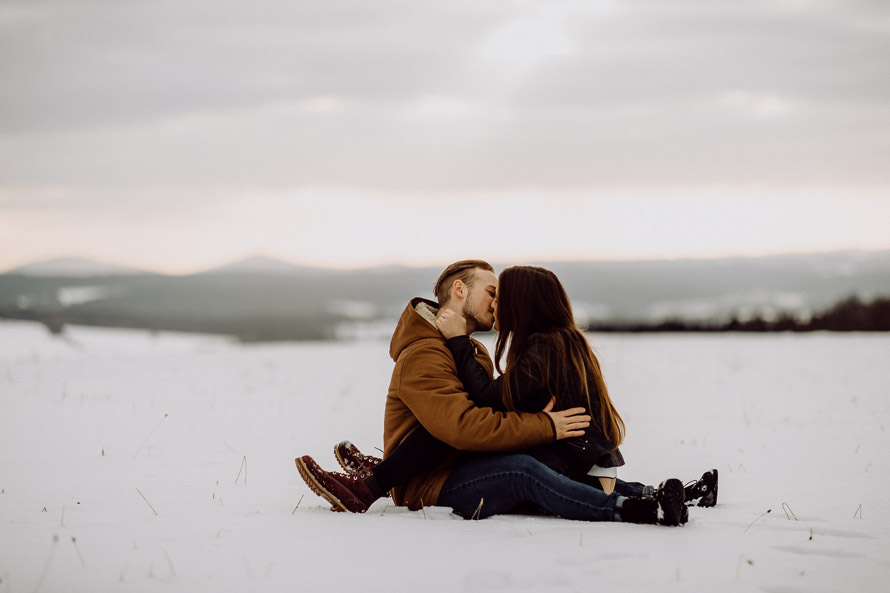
[462,269,498,333]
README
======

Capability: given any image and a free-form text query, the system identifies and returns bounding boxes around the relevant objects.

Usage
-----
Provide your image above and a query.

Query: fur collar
[414,300,439,328]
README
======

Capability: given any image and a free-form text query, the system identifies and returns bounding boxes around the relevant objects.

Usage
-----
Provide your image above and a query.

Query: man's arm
[396,343,554,452]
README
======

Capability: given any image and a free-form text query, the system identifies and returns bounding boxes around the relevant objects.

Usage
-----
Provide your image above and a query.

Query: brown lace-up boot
[333,440,382,474]
[295,455,377,513]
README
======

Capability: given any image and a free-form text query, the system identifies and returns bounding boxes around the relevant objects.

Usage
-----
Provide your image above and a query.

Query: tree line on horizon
[584,296,890,333]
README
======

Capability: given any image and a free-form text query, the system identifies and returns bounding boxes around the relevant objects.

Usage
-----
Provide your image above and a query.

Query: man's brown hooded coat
[384,298,556,509]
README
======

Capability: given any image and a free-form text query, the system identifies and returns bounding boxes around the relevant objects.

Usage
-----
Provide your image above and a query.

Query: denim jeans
[438,453,627,522]
[576,473,655,499]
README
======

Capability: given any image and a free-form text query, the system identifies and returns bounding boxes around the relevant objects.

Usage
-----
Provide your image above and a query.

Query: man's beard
[463,300,493,333]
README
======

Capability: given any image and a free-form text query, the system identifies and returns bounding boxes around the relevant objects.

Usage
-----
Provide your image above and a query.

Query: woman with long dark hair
[438,266,626,492]
[296,266,717,525]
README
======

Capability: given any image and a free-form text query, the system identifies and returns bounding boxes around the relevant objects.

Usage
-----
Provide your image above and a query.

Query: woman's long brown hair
[494,266,625,448]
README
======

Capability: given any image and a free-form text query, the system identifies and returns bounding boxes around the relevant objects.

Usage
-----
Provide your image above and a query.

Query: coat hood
[389,297,440,362]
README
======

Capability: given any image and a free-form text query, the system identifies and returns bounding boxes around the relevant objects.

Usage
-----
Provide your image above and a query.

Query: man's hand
[436,307,468,339]
[543,397,591,440]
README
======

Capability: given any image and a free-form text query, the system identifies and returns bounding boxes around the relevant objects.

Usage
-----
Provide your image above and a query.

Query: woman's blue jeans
[438,453,649,522]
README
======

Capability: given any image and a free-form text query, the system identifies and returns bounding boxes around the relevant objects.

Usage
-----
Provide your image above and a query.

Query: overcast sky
[2,0,889,273]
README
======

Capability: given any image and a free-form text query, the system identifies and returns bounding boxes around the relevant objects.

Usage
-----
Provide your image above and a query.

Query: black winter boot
[656,479,688,526]
[684,469,718,508]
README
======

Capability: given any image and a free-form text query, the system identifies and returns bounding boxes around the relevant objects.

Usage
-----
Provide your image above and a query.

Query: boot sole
[295,457,349,512]
[658,479,687,526]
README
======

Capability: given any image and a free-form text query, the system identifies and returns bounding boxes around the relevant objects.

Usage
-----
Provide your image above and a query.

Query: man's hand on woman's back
[543,397,591,440]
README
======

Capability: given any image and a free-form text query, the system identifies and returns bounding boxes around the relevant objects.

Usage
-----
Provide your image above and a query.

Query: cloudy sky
[2,0,889,273]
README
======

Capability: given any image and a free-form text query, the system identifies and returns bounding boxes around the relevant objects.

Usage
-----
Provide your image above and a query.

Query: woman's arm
[435,307,505,408]
[435,308,550,412]
[444,335,505,408]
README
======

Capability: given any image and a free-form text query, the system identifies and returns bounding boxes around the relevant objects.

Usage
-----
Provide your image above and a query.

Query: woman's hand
[543,397,591,440]
[436,307,468,339]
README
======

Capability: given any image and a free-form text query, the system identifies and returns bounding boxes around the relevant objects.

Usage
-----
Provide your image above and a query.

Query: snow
[56,286,123,307]
[1,321,888,593]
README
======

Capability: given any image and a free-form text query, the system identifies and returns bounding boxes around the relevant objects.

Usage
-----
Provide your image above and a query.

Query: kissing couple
[296,260,717,525]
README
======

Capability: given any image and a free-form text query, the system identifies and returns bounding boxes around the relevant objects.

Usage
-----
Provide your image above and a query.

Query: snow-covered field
[1,321,888,593]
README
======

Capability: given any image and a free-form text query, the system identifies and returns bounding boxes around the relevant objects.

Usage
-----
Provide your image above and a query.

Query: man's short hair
[433,260,495,307]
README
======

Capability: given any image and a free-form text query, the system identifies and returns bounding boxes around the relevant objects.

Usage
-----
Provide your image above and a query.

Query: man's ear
[452,279,466,300]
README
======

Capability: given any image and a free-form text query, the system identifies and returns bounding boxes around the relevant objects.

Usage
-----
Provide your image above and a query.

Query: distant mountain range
[5,255,325,277]
[2,250,890,340]
[8,257,154,277]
